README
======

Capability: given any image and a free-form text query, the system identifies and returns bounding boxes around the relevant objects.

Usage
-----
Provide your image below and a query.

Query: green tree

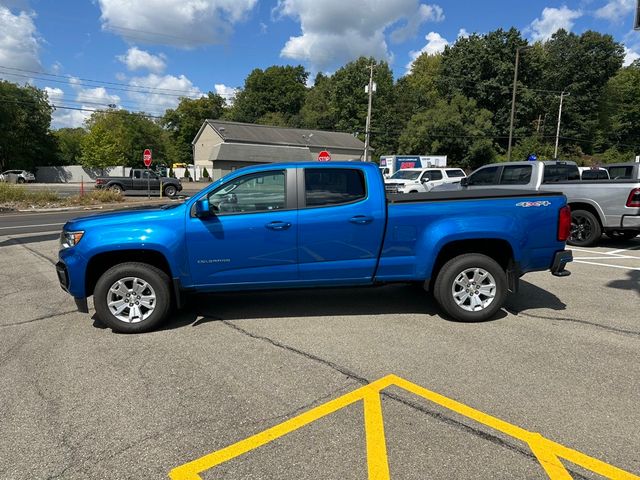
[439,29,544,149]
[542,30,624,154]
[53,128,86,165]
[228,65,308,125]
[300,73,337,130]
[398,94,495,170]
[599,60,640,152]
[0,81,56,170]
[162,92,225,164]
[80,109,167,170]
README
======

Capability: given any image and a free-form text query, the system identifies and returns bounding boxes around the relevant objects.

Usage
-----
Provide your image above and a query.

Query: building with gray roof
[192,120,365,180]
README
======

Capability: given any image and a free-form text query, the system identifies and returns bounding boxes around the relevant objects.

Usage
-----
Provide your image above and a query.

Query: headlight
[60,231,84,249]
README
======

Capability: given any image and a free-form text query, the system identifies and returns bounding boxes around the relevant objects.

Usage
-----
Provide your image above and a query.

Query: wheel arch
[85,249,173,297]
[567,201,604,227]
[428,238,515,291]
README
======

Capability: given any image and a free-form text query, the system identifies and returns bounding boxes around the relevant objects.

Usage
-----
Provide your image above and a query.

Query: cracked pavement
[0,232,638,479]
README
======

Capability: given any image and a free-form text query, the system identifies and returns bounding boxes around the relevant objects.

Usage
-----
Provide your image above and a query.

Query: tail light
[626,188,640,208]
[558,205,571,242]
[95,178,105,185]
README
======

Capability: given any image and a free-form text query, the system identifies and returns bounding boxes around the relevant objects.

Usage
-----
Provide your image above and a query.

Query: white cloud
[406,31,448,73]
[528,6,583,42]
[0,6,41,79]
[47,83,121,129]
[127,73,202,112]
[390,4,444,44]
[97,0,257,47]
[594,0,634,22]
[457,28,470,39]
[214,83,237,103]
[276,0,444,71]
[624,46,640,66]
[117,47,167,73]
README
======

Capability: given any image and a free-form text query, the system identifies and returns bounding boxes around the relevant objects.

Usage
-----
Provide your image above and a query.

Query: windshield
[391,170,421,180]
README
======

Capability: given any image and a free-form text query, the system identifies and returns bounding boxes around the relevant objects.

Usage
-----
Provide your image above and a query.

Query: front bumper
[551,250,572,277]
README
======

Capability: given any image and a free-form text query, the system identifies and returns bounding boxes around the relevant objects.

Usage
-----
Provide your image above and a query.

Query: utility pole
[507,46,531,161]
[554,91,570,159]
[363,64,375,162]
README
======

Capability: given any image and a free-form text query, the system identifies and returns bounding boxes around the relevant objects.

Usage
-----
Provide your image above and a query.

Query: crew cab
[57,162,572,333]
[451,161,640,246]
[384,168,466,194]
[95,169,182,197]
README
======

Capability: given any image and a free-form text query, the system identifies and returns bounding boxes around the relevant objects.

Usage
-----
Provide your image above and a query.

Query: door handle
[349,215,374,225]
[266,221,292,231]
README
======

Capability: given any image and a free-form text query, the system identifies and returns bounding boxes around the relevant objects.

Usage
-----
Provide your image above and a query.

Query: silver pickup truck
[450,160,640,247]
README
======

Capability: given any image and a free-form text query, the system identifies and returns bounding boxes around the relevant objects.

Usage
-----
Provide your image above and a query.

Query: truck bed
[387,189,561,203]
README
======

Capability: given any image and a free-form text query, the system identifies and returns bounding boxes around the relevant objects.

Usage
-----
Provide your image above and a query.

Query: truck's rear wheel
[94,262,171,333]
[109,184,123,194]
[433,254,507,322]
[568,210,601,247]
[163,184,177,197]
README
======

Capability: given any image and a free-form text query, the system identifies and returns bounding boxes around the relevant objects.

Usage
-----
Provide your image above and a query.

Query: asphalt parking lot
[0,225,638,479]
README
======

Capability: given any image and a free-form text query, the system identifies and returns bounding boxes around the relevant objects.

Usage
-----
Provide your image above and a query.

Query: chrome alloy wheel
[451,268,497,312]
[107,277,157,323]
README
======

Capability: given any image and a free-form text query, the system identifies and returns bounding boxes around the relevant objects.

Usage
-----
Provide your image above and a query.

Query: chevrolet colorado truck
[57,162,572,333]
[95,168,182,198]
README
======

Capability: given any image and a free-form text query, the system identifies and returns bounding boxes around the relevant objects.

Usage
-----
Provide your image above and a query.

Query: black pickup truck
[95,169,182,197]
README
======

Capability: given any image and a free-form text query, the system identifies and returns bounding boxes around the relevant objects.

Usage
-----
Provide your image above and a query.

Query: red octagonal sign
[143,148,152,167]
[317,150,331,162]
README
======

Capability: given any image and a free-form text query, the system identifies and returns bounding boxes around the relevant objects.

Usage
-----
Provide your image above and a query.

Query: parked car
[94,168,183,197]
[384,168,466,194]
[1,170,36,183]
[57,161,572,333]
[447,160,640,246]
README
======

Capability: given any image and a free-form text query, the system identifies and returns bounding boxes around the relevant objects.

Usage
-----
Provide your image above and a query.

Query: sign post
[317,150,331,162]
[143,149,152,198]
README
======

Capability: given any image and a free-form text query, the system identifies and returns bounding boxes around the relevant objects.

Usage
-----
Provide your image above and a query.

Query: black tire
[605,230,638,241]
[433,253,507,322]
[94,262,171,333]
[17,177,25,184]
[109,183,123,194]
[163,184,177,198]
[568,210,601,247]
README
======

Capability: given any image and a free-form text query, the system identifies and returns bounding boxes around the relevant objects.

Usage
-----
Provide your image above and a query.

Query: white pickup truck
[450,160,640,247]
[384,167,466,194]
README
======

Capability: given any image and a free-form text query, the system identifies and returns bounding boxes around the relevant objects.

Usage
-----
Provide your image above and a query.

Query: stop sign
[143,148,152,167]
[317,150,331,162]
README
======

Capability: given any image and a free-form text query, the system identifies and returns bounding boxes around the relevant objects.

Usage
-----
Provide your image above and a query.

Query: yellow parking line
[169,374,640,480]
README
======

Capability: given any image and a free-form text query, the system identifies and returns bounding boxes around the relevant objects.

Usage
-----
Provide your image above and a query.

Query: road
[0,228,638,479]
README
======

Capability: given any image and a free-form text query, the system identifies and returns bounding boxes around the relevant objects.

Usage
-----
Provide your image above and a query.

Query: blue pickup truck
[56,162,572,333]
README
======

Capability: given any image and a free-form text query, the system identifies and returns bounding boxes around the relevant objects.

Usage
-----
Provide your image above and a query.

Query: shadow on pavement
[0,233,60,248]
[607,270,640,296]
[504,280,567,314]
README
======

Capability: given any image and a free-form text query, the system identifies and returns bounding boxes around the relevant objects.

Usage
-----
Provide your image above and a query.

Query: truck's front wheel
[433,254,507,322]
[94,262,171,333]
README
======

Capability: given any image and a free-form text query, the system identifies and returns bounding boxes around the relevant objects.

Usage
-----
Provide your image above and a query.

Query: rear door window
[304,168,366,207]
[543,164,580,183]
[500,165,532,185]
[446,169,465,178]
[607,166,633,179]
[425,170,443,181]
[468,166,499,185]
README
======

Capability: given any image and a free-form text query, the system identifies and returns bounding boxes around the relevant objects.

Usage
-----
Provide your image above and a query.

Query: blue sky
[0,0,637,128]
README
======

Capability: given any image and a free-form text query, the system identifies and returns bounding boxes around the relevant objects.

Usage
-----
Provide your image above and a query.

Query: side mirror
[460,177,469,187]
[195,198,212,218]
[421,177,430,183]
